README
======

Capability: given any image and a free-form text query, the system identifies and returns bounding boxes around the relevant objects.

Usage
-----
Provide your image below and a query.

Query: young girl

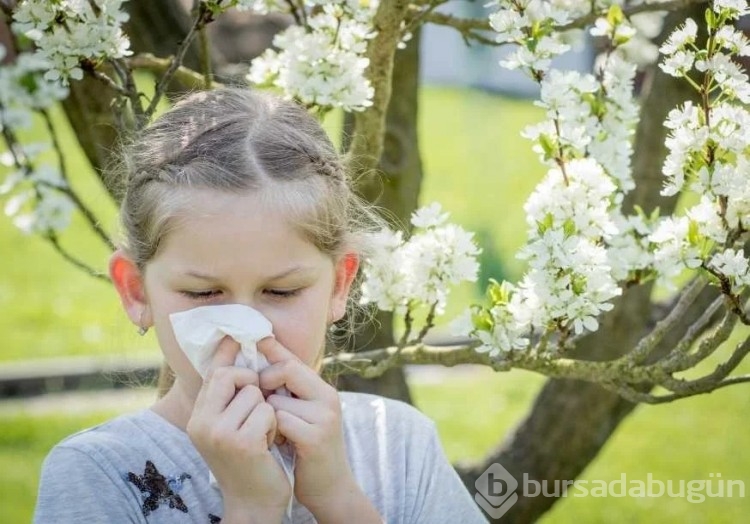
[33,88,488,523]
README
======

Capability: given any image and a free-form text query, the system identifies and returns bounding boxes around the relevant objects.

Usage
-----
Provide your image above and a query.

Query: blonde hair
[115,88,381,393]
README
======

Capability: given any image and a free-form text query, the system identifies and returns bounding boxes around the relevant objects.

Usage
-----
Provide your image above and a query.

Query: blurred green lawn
[1,87,749,522]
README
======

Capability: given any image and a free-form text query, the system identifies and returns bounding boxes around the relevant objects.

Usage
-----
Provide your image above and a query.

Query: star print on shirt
[208,514,222,523]
[125,460,192,516]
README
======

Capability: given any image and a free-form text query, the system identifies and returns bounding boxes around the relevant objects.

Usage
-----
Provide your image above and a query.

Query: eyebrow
[185,265,315,281]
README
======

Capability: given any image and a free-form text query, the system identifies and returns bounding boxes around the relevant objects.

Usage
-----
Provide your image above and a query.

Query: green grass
[2,87,750,522]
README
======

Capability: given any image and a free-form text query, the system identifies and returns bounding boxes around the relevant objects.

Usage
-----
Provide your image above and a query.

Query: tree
[2,0,749,521]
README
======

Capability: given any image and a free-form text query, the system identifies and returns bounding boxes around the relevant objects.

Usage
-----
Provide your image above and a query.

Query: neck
[150,379,197,431]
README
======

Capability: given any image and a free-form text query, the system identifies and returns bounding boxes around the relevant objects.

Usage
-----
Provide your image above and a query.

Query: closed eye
[180,290,222,300]
[264,288,301,298]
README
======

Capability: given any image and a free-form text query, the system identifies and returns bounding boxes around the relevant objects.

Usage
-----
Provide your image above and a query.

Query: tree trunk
[334,30,425,403]
[457,6,706,522]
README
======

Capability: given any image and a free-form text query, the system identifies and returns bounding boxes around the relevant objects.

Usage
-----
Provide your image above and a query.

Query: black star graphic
[208,514,222,523]
[126,460,192,516]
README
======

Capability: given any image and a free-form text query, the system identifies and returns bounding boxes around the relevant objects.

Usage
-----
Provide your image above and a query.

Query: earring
[137,310,149,336]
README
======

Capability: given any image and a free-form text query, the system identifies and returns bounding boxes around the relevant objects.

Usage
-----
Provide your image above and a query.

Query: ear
[109,249,152,329]
[329,252,360,323]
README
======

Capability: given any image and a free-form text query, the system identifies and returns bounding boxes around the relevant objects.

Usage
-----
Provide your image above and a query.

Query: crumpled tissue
[169,304,296,519]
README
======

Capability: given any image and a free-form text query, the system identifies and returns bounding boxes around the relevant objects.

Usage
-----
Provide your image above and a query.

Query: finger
[238,401,278,449]
[259,358,324,401]
[275,409,315,446]
[218,385,264,430]
[257,337,300,365]
[266,394,322,425]
[196,366,259,413]
[206,336,241,377]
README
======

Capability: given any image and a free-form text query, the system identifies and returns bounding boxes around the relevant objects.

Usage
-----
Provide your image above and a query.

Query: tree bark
[457,6,706,522]
[333,30,424,403]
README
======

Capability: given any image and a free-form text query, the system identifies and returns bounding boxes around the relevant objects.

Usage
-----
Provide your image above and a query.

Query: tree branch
[346,0,411,181]
[40,110,116,251]
[109,58,146,127]
[144,1,216,120]
[627,276,707,365]
[321,294,750,404]
[126,53,223,90]
[420,0,708,38]
[45,232,110,282]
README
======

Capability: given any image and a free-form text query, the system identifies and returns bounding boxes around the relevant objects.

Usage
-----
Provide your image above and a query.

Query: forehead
[152,188,329,272]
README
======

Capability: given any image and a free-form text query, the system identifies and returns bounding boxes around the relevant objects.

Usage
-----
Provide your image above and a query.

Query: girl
[34,88,489,523]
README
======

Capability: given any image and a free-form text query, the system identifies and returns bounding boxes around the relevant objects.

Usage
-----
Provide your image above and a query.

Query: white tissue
[169,304,296,519]
[170,303,274,378]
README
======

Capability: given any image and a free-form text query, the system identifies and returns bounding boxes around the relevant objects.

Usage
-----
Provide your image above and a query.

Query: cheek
[263,295,330,365]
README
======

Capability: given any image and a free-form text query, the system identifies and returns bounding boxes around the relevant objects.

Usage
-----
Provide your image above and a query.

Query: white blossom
[5,186,74,234]
[12,0,132,85]
[360,204,480,316]
[660,50,696,76]
[411,202,449,229]
[710,249,750,290]
[659,18,698,56]
[246,1,377,111]
[713,0,750,19]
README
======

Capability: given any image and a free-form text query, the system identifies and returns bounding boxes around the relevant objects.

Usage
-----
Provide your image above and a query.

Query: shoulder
[47,409,155,461]
[35,412,159,523]
[338,391,438,453]
[339,391,435,431]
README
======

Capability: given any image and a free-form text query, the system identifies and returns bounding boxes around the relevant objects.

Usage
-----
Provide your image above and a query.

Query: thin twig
[198,24,212,89]
[421,0,707,37]
[625,276,706,365]
[145,1,214,118]
[127,53,222,90]
[110,58,146,128]
[398,304,414,348]
[40,110,116,251]
[284,0,304,27]
[85,68,130,96]
[45,233,110,282]
[409,301,438,345]
[703,263,750,325]
[659,296,729,371]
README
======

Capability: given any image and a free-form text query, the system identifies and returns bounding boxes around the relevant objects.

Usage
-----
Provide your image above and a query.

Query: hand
[186,337,292,520]
[258,338,358,515]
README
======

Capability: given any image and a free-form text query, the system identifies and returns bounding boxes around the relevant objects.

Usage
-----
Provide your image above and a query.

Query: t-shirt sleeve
[34,445,143,523]
[408,423,489,523]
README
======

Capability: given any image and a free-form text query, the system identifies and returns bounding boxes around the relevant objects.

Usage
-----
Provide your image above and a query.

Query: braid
[312,156,346,183]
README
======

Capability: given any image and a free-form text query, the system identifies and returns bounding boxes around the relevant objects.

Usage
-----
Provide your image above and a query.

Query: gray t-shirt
[34,391,488,523]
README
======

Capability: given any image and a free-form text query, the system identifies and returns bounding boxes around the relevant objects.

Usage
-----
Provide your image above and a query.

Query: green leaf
[571,274,587,295]
[471,307,494,332]
[486,278,512,306]
[687,219,701,246]
[18,73,38,94]
[537,212,554,235]
[539,133,557,161]
[607,4,625,27]
[563,218,576,237]
[705,8,716,31]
